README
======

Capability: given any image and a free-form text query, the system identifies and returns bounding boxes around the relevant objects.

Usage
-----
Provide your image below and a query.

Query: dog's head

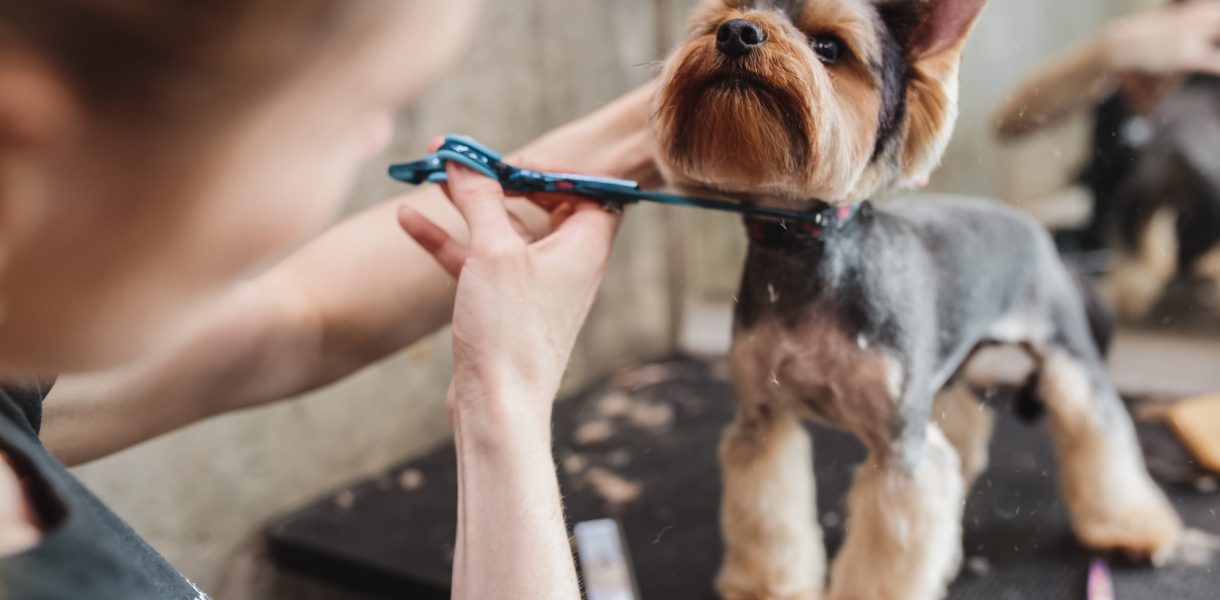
[653,0,987,206]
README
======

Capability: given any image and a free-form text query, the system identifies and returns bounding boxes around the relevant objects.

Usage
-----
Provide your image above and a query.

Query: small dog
[1103,75,1220,320]
[651,1,1184,598]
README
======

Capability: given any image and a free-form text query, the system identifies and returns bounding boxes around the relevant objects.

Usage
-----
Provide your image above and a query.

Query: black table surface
[269,357,1220,599]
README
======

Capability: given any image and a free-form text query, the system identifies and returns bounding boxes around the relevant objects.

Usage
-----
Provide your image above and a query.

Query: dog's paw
[1161,528,1220,567]
[1072,495,1184,565]
[717,587,822,600]
[716,574,822,600]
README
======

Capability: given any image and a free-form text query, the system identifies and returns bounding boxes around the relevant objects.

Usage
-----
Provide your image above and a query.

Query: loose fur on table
[651,1,1186,599]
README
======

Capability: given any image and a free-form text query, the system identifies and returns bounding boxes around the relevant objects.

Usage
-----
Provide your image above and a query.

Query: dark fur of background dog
[1105,75,1220,319]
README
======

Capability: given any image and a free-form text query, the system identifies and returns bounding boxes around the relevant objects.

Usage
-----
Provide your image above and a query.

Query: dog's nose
[716,19,765,58]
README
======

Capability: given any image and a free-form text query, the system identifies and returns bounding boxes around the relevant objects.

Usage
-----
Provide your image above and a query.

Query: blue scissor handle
[388,135,642,195]
[387,157,444,185]
[387,135,503,184]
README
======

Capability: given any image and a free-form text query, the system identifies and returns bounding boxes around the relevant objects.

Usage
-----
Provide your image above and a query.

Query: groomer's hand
[401,154,616,600]
[398,161,619,439]
[1102,0,1220,76]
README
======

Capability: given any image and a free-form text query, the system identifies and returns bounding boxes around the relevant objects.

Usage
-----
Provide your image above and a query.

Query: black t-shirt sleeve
[1,379,53,435]
[0,383,210,599]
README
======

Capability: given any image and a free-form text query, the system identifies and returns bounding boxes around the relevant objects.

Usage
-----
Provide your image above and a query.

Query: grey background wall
[69,0,1135,591]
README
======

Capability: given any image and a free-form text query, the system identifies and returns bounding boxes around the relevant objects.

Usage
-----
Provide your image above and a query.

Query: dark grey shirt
[0,382,210,599]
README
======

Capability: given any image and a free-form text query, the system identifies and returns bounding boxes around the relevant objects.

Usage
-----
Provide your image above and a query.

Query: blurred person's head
[0,1,477,374]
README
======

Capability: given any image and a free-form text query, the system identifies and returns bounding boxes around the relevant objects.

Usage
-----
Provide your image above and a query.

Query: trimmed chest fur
[730,312,905,452]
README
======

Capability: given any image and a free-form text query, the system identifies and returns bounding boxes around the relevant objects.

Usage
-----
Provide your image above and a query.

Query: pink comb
[1087,559,1114,600]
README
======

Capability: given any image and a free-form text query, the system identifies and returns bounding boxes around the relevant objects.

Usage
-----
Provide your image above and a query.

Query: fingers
[425,143,621,257]
[442,163,521,250]
[502,156,586,208]
[523,191,597,212]
[1190,48,1220,76]
[549,202,576,232]
[398,205,469,278]
[566,200,624,245]
[535,200,623,263]
[1185,2,1220,42]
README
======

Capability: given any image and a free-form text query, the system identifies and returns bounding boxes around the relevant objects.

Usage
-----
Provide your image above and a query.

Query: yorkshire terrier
[651,1,1183,598]
[1103,75,1220,320]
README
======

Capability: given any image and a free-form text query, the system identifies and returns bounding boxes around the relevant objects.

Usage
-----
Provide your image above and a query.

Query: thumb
[535,200,622,263]
[444,163,518,248]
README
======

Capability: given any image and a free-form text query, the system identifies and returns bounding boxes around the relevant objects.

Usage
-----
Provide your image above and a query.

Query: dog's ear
[909,0,988,60]
[895,0,988,188]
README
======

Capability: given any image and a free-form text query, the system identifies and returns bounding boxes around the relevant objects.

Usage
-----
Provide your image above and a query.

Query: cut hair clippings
[388,135,830,225]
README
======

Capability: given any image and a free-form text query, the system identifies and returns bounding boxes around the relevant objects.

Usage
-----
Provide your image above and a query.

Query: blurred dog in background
[1103,75,1220,320]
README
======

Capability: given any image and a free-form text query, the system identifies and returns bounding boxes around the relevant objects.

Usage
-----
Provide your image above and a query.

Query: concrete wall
[69,0,1136,592]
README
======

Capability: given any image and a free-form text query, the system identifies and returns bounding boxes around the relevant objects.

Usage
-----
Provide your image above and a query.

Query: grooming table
[268,357,1220,599]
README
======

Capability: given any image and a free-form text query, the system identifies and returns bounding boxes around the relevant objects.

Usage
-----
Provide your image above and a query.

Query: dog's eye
[811,35,844,64]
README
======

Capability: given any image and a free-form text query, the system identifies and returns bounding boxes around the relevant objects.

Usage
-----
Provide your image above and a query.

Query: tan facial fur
[653,0,986,206]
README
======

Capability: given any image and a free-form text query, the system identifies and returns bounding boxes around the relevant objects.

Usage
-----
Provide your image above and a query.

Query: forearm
[281,81,658,394]
[43,82,657,464]
[449,396,579,600]
[994,37,1117,141]
[42,281,301,465]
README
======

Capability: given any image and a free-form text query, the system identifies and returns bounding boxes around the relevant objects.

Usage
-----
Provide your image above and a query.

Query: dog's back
[873,197,1090,377]
[885,195,1112,355]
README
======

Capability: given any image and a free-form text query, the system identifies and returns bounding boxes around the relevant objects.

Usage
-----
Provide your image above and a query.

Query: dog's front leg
[826,424,965,600]
[717,400,823,600]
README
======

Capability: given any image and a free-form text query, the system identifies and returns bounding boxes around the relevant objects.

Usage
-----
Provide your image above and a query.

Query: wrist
[448,379,557,453]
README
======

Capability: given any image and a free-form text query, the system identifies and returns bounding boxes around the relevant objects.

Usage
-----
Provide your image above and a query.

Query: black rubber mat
[269,357,1220,599]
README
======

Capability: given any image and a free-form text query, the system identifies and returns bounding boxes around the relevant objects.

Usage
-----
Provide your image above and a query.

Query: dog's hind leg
[933,382,994,489]
[717,405,824,600]
[1103,207,1178,320]
[1191,243,1220,313]
[1037,347,1183,562]
[826,424,965,600]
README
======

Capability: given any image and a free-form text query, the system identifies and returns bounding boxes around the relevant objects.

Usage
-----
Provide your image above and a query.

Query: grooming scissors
[388,135,828,225]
